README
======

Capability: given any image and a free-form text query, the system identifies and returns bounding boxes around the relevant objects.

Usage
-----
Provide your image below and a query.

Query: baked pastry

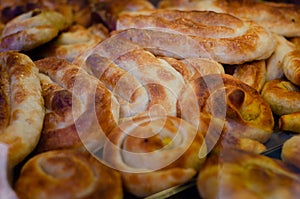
[38,0,92,26]
[102,115,206,197]
[282,135,300,170]
[14,149,123,199]
[160,57,224,81]
[114,49,185,118]
[0,143,19,199]
[197,148,300,199]
[261,79,300,115]
[0,0,90,26]
[92,0,155,30]
[279,112,300,133]
[266,34,295,81]
[116,9,276,65]
[35,57,119,151]
[75,39,185,119]
[36,24,108,62]
[34,73,83,152]
[0,51,45,167]
[215,134,267,154]
[178,74,274,145]
[283,50,300,86]
[227,60,266,92]
[158,0,300,37]
[201,118,267,154]
[0,9,70,52]
[73,30,141,74]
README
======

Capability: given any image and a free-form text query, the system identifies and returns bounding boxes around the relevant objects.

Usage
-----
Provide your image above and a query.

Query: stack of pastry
[0,0,300,198]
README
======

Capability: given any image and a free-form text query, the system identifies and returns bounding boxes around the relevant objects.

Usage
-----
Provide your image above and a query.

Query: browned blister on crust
[0,51,44,167]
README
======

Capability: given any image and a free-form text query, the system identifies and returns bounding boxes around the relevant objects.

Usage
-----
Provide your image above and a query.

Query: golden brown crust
[78,44,185,119]
[0,0,91,26]
[102,116,206,197]
[230,60,266,92]
[217,135,267,154]
[36,24,108,62]
[197,148,300,199]
[35,73,83,152]
[0,9,70,52]
[283,50,300,86]
[266,34,295,81]
[14,149,123,199]
[0,52,45,167]
[114,49,185,118]
[282,135,300,170]
[160,57,224,81]
[86,53,149,119]
[279,112,300,133]
[35,57,119,152]
[92,0,155,30]
[261,79,300,115]
[178,74,274,144]
[116,10,276,65]
[159,0,300,37]
[39,0,92,26]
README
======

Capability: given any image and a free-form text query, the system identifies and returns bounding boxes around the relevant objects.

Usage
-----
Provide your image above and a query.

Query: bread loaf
[0,52,44,167]
[159,0,300,37]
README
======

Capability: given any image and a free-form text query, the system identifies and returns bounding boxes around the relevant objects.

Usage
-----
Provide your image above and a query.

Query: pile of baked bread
[0,0,300,198]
